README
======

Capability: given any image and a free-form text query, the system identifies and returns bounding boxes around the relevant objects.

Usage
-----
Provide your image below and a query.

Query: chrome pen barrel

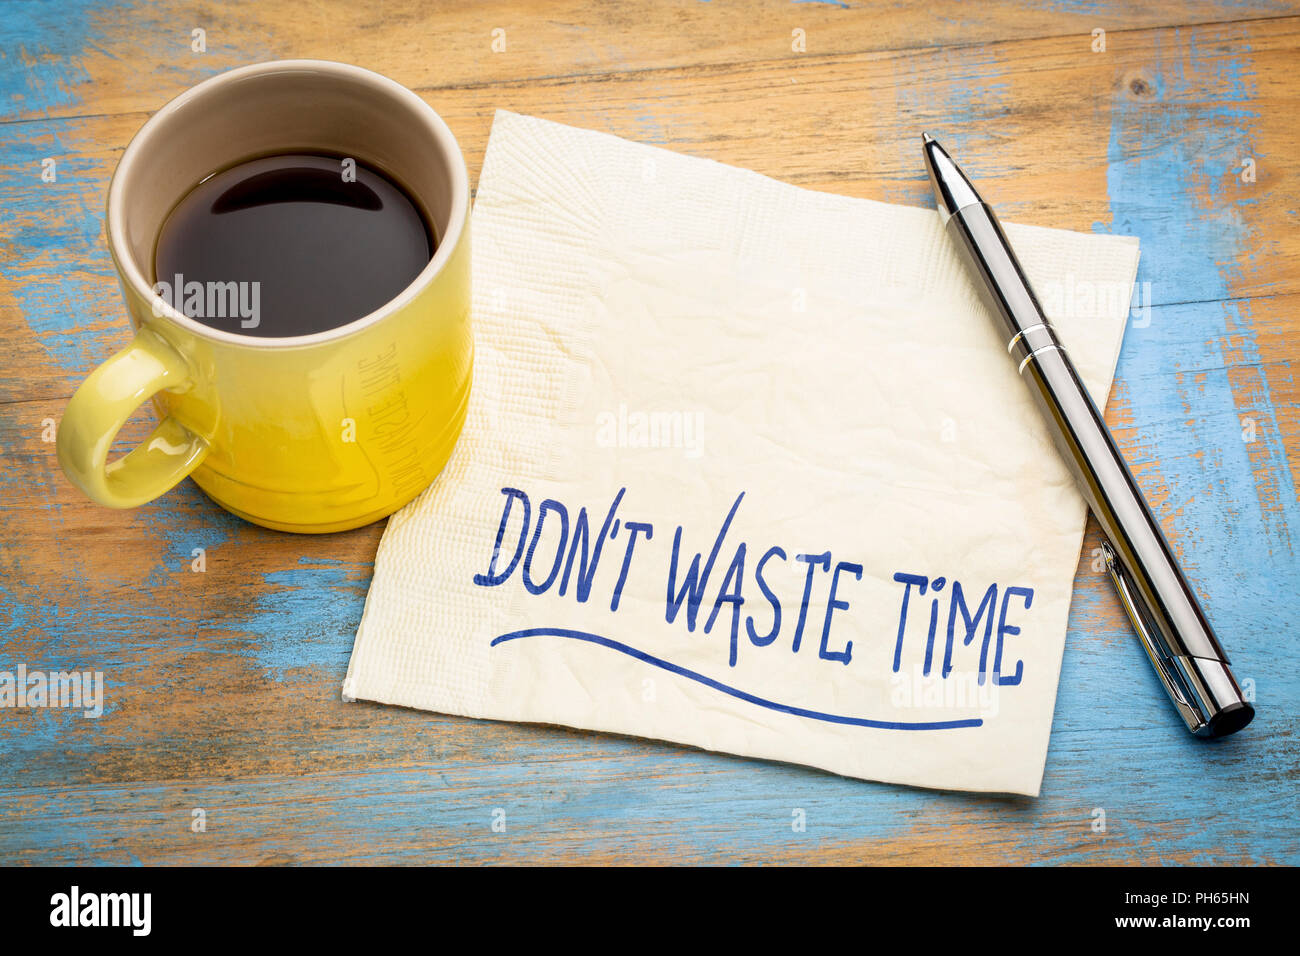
[942,200,1254,737]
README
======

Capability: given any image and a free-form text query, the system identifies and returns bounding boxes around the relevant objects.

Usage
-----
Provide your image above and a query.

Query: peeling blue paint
[1097,33,1296,560]
[0,0,102,120]
[240,557,372,680]
[1063,31,1299,858]
[0,118,123,378]
[892,48,1009,207]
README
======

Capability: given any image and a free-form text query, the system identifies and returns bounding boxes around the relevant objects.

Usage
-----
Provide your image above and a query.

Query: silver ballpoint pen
[922,133,1254,737]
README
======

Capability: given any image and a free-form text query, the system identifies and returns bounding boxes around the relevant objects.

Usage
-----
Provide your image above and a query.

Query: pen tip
[921,132,935,145]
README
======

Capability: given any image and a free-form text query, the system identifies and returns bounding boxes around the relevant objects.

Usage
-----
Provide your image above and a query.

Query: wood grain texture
[1,0,1297,865]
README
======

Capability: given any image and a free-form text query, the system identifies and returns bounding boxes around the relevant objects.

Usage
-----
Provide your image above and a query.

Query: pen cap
[1099,494,1255,737]
[1172,655,1255,737]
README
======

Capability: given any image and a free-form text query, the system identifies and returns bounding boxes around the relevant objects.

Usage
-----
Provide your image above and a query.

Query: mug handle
[57,326,210,509]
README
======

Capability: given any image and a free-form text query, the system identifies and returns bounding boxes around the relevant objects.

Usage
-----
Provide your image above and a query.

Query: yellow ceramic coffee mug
[57,60,472,533]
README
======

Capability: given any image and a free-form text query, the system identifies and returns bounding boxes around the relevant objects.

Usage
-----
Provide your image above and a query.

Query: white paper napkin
[343,110,1139,795]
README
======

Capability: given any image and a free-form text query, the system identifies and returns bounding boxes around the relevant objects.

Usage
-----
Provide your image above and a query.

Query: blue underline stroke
[490,627,983,731]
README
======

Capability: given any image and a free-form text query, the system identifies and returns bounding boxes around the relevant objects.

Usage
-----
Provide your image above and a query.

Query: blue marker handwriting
[473,485,1031,685]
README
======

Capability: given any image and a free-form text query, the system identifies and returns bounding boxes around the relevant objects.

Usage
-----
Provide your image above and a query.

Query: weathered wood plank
[2,0,1291,124]
[0,737,1289,866]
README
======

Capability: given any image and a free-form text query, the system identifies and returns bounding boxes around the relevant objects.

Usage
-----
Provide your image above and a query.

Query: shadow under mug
[56,59,473,533]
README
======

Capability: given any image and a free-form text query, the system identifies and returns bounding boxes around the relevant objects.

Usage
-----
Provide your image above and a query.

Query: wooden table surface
[2,0,1297,865]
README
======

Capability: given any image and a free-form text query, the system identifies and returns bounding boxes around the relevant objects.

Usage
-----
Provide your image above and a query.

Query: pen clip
[1100,540,1207,734]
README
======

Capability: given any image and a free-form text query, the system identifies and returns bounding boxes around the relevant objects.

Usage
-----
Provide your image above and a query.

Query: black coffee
[154,153,434,337]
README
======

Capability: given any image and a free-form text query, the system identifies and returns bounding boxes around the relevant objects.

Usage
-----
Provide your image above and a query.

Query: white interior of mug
[107,59,468,348]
